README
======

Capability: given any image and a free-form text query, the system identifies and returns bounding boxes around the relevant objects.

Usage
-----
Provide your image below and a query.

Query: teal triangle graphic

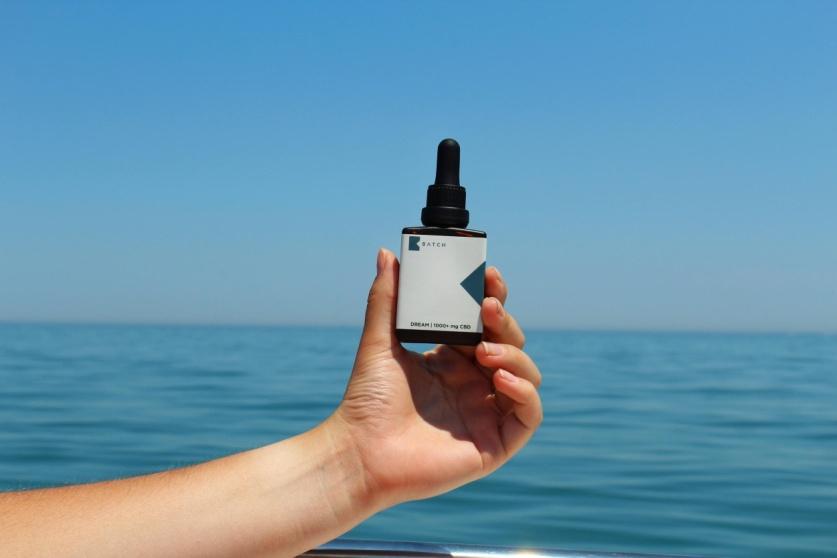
[460,261,486,305]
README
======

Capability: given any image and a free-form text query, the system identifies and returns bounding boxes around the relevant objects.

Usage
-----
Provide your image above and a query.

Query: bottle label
[396,233,487,334]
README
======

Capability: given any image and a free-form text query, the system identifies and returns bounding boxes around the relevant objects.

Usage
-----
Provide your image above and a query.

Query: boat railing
[302,539,714,558]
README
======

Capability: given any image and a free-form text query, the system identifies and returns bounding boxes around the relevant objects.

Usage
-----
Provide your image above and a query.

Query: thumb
[359,248,400,353]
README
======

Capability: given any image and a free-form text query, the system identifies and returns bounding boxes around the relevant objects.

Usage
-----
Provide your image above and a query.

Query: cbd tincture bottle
[395,138,487,345]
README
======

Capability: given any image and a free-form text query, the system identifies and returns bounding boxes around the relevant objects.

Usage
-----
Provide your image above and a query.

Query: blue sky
[2,1,836,331]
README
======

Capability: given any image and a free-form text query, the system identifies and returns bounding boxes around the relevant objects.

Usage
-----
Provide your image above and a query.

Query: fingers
[359,248,400,354]
[484,266,508,305]
[482,297,525,349]
[493,370,542,429]
[475,342,541,388]
[476,340,541,419]
[492,369,543,455]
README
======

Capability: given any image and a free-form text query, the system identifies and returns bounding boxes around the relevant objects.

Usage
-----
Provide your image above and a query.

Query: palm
[339,343,509,503]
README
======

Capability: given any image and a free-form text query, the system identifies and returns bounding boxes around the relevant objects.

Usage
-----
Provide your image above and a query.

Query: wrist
[236,418,383,556]
[310,415,386,520]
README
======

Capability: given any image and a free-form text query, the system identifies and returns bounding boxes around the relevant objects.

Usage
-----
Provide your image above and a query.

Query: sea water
[1,324,835,557]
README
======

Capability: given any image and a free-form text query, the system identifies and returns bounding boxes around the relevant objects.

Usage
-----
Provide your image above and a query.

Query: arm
[0,248,543,558]
[0,421,376,558]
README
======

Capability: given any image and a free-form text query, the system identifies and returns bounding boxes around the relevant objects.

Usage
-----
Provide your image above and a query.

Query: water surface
[1,325,835,557]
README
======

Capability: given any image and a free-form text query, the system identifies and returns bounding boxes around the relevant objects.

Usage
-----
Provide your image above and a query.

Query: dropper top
[434,138,460,187]
[421,138,470,228]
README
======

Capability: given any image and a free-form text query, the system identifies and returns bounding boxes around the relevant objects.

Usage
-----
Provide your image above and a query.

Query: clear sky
[2,1,836,332]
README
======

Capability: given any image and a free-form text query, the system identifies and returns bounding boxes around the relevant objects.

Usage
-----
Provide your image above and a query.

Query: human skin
[0,248,543,558]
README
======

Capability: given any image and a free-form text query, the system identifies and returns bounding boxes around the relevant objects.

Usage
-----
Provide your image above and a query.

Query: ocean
[1,324,835,557]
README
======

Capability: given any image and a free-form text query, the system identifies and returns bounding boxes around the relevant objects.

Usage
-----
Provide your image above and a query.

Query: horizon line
[1,319,835,336]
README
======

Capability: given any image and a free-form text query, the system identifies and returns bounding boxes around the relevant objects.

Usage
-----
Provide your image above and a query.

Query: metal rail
[303,539,712,558]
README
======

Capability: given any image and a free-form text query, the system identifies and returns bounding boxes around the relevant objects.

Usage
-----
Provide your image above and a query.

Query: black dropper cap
[421,138,469,228]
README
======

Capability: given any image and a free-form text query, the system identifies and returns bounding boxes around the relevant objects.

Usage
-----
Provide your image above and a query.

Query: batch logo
[408,236,447,251]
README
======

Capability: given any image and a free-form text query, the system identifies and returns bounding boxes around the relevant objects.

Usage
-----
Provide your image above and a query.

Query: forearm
[0,419,378,558]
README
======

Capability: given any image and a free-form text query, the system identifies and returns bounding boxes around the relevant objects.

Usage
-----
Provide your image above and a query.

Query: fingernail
[494,267,504,285]
[497,369,518,383]
[494,298,504,318]
[376,248,386,277]
[482,341,504,356]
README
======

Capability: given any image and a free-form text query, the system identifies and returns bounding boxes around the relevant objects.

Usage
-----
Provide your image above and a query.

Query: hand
[329,248,543,508]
